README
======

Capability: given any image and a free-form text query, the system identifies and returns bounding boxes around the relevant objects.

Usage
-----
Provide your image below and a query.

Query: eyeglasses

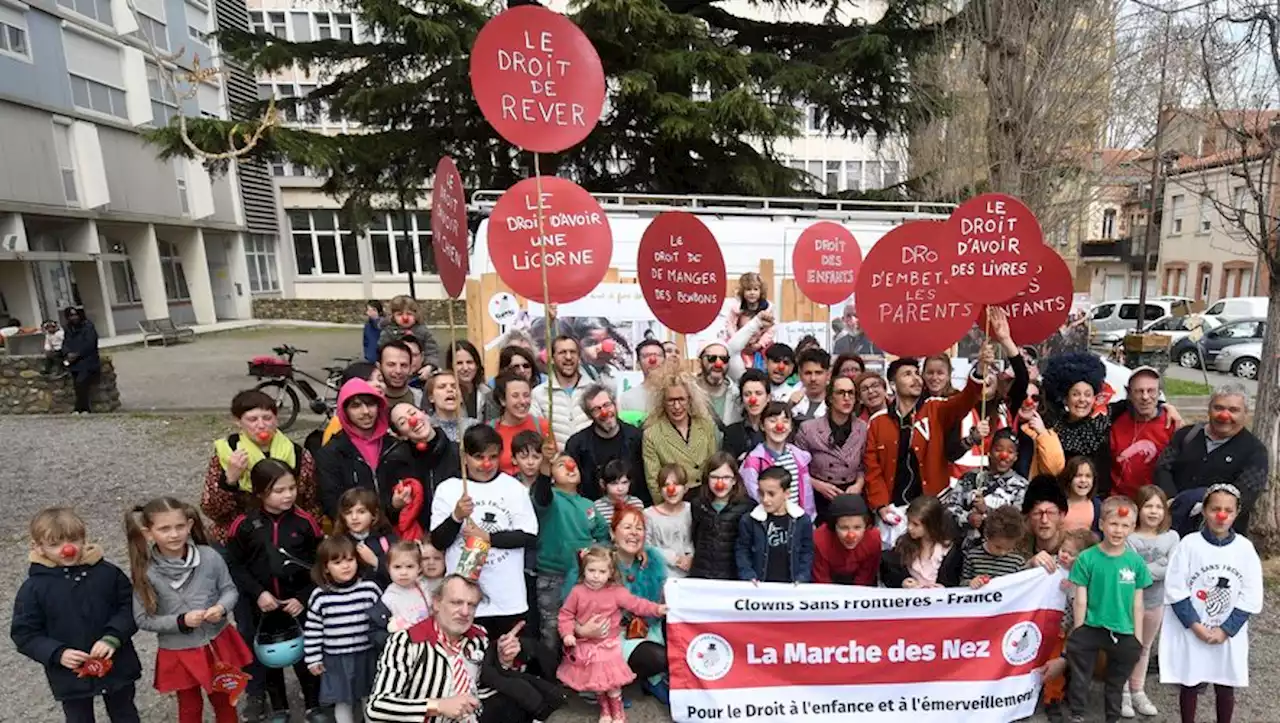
[708,473,736,481]
[508,361,531,369]
[665,397,689,406]
[832,389,856,398]
[703,354,730,364]
[589,401,616,415]
[1030,508,1061,519]
[859,382,884,393]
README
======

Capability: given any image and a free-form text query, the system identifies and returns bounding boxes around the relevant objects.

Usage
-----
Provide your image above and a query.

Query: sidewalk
[100,319,362,349]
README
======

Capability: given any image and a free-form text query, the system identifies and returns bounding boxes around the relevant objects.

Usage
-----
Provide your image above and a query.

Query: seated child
[947,429,1029,543]
[960,506,1027,587]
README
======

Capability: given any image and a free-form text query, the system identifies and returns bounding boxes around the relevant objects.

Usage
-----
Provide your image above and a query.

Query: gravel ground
[2,413,1278,722]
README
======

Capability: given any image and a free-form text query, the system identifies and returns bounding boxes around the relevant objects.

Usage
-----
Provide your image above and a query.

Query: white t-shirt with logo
[429,472,539,618]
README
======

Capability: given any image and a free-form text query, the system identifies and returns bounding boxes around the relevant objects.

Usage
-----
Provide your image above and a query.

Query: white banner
[666,570,1066,723]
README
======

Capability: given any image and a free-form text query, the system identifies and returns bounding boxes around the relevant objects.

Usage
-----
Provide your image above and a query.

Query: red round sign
[855,221,979,357]
[431,156,469,299]
[469,6,606,154]
[792,221,862,306]
[976,243,1074,345]
[487,176,612,304]
[940,193,1044,304]
[637,212,726,334]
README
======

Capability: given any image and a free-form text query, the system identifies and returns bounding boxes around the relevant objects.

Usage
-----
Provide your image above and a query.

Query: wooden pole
[533,152,555,447]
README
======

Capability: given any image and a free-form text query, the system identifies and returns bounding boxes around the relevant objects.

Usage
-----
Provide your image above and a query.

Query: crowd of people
[10,288,1272,723]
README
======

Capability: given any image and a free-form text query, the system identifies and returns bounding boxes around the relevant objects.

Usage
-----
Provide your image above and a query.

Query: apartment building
[248,0,909,301]
[0,0,279,336]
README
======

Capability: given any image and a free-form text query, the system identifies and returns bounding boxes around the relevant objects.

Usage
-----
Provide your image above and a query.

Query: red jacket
[812,525,881,585]
[1109,408,1175,499]
[864,376,983,509]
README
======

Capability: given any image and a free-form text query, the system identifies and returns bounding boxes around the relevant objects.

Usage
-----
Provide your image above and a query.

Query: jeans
[535,572,565,651]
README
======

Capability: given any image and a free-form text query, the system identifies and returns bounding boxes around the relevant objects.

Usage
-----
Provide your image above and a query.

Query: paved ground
[1164,362,1260,396]
[3,412,1280,721]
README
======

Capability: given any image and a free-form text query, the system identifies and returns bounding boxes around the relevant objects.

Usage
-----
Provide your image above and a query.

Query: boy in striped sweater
[961,506,1028,588]
[305,537,383,723]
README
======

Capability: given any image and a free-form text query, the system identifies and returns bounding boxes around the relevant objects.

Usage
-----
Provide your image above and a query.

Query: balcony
[1081,233,1157,271]
[1080,240,1122,260]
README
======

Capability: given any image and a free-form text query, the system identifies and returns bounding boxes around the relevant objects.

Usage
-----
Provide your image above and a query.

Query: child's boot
[609,693,627,723]
[240,693,268,722]
[1131,689,1158,716]
[1121,684,1135,718]
[596,695,613,723]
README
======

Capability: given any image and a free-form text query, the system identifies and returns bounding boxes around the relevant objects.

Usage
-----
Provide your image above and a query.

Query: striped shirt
[593,495,644,525]
[960,545,1027,586]
[772,449,801,508]
[304,579,382,666]
[365,625,494,723]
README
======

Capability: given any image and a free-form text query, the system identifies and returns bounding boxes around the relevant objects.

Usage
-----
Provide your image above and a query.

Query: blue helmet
[253,614,304,669]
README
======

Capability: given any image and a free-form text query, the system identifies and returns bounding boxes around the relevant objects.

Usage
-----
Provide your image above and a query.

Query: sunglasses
[703,354,730,364]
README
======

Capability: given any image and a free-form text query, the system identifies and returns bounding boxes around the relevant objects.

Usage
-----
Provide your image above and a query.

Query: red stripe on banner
[669,609,1064,690]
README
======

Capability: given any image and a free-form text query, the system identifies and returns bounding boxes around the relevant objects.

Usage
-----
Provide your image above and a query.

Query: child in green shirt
[532,455,609,651]
[1065,496,1152,723]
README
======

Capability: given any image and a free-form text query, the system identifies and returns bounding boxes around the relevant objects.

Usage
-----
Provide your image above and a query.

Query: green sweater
[535,487,610,576]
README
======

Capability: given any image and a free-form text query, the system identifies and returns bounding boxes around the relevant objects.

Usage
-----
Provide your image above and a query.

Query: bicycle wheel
[255,380,300,431]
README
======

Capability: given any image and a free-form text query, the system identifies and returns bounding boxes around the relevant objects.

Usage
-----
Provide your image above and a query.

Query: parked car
[1094,313,1220,346]
[1089,298,1192,340]
[1171,317,1267,369]
[1213,341,1263,380]
[1203,296,1268,324]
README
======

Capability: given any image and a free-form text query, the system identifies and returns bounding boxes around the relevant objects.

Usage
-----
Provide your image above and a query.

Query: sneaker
[1068,715,1086,723]
[1132,690,1158,716]
[1121,688,1135,718]
[642,676,670,705]
[265,712,289,723]
[1044,701,1066,723]
[304,706,335,723]
[240,694,268,722]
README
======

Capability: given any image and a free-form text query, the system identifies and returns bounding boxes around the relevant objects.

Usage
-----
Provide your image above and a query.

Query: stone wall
[252,298,467,326]
[0,356,122,414]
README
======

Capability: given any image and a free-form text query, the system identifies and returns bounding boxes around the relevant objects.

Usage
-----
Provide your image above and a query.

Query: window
[174,160,189,215]
[865,161,882,189]
[57,0,113,26]
[289,210,360,276]
[806,105,825,133]
[825,161,840,195]
[314,12,354,40]
[882,161,901,188]
[185,1,209,42]
[844,161,862,192]
[133,14,168,50]
[1091,303,1115,320]
[368,212,435,275]
[246,235,280,292]
[1201,271,1212,300]
[0,5,29,60]
[1205,300,1225,316]
[805,160,822,191]
[52,122,78,206]
[146,64,177,126]
[158,241,189,300]
[1220,321,1261,339]
[1118,303,1163,321]
[1199,193,1213,232]
[249,11,287,36]
[65,31,127,118]
[69,75,127,118]
[1170,194,1184,234]
[1101,208,1116,239]
[1232,186,1248,228]
[109,261,141,304]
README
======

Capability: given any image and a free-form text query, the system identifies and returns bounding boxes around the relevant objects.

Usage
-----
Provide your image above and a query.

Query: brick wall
[252,298,467,326]
[0,356,121,414]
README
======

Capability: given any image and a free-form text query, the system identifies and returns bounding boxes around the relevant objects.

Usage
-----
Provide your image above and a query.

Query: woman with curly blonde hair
[641,369,717,503]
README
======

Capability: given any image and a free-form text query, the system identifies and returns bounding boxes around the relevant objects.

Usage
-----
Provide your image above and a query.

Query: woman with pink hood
[316,378,418,531]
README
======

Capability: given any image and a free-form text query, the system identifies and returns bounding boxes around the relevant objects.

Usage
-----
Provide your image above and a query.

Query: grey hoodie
[133,544,239,650]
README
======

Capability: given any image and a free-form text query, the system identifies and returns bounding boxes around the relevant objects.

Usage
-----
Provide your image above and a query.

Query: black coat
[11,553,142,701]
[1156,423,1270,533]
[879,515,965,589]
[62,320,100,377]
[564,421,649,505]
[317,432,418,527]
[408,427,461,494]
[721,421,763,462]
[224,507,323,603]
[689,497,754,580]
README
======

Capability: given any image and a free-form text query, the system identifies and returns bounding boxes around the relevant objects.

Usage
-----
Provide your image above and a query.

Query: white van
[1203,297,1268,324]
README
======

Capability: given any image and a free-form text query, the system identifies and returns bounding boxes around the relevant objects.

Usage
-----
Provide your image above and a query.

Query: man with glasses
[1109,366,1177,500]
[565,384,649,504]
[696,342,739,427]
[532,335,596,452]
[620,339,666,418]
[853,372,888,420]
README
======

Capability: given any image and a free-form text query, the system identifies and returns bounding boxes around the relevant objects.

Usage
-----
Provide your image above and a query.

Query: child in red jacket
[811,494,881,585]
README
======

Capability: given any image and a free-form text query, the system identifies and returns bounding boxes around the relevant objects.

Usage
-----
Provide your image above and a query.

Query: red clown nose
[712,481,729,493]
[599,408,615,420]
[601,339,616,354]
[1022,398,1036,409]
[773,422,787,434]
[1118,507,1130,517]
[1215,511,1230,523]
[1213,412,1233,423]
[397,314,412,326]
[60,543,78,559]
[408,415,422,429]
[479,461,494,471]
[563,458,577,473]
[256,431,272,443]
[713,360,725,370]
[842,532,859,545]
[996,452,1013,461]
[664,485,678,497]
[416,441,428,452]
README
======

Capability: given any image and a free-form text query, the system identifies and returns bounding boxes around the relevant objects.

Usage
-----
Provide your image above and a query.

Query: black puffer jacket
[317,432,418,527]
[689,497,754,580]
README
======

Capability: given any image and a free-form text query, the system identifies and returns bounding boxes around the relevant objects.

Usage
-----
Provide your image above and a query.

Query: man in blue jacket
[363,299,384,363]
[62,307,100,414]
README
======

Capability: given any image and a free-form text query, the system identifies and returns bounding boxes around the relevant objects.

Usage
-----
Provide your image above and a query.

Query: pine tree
[148,0,944,217]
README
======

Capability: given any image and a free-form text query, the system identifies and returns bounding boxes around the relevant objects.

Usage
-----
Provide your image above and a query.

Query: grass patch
[1165,378,1213,396]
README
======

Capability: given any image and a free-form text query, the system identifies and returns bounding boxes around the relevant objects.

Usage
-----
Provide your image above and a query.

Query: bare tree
[1193,0,1280,552]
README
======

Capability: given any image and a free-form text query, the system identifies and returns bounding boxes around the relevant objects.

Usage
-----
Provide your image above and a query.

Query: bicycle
[246,344,352,431]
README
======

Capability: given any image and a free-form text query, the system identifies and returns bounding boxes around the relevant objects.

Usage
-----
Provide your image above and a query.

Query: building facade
[0,0,278,336]
[247,0,908,302]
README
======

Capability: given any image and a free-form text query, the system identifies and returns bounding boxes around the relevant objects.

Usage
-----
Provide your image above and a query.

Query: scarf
[828,413,853,448]
[437,630,478,723]
[150,543,200,589]
[214,432,296,492]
